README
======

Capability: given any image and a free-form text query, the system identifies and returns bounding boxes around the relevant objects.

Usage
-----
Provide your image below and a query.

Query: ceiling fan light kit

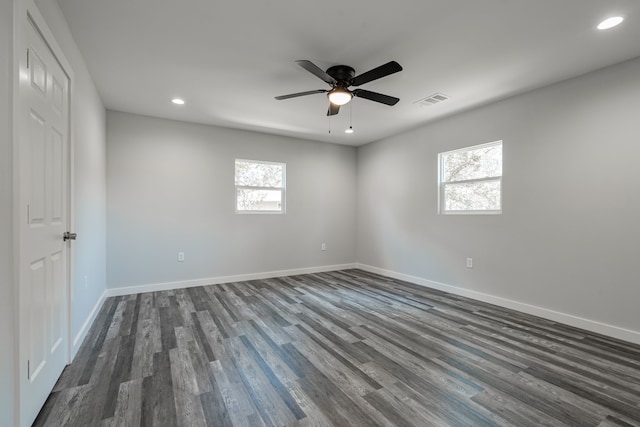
[328,87,352,105]
[276,60,403,117]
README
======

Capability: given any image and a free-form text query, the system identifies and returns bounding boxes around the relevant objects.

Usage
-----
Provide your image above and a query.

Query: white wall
[1,0,15,424]
[357,57,640,343]
[106,111,357,290]
[34,0,107,353]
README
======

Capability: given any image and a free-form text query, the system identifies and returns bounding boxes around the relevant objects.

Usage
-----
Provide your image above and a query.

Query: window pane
[442,143,502,182]
[237,188,283,211]
[235,160,283,187]
[444,180,501,211]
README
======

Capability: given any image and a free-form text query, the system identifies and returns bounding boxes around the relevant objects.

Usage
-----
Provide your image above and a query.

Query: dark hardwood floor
[34,269,640,426]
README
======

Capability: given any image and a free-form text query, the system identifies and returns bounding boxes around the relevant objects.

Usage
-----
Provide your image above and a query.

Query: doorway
[16,8,73,426]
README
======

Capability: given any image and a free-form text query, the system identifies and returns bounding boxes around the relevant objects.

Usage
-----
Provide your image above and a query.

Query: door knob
[63,231,77,241]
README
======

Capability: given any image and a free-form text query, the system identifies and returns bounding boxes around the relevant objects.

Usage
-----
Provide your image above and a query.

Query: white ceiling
[56,0,640,146]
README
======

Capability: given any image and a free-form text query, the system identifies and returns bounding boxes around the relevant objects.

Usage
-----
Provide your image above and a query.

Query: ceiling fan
[275,60,403,116]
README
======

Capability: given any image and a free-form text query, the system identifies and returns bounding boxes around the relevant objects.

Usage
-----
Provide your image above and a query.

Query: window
[235,159,286,213]
[438,141,502,214]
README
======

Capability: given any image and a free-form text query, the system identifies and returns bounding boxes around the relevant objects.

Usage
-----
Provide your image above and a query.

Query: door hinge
[27,359,30,380]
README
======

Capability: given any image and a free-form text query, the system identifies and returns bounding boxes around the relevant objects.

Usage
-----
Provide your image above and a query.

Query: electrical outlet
[178,252,185,262]
[321,243,326,251]
[466,258,473,268]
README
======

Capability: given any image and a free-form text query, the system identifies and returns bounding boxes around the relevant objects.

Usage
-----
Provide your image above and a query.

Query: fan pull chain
[350,102,353,126]
[344,103,355,134]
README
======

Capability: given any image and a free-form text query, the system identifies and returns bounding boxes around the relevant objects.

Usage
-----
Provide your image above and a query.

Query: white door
[19,16,71,427]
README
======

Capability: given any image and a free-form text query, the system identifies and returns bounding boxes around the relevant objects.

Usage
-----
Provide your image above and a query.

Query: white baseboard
[72,289,108,358]
[106,263,358,297]
[99,262,640,345]
[356,263,640,346]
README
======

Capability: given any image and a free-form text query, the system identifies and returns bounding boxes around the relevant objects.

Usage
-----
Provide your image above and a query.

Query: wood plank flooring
[34,269,640,426]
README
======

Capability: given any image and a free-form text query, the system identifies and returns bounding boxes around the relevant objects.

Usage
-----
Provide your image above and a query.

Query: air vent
[414,93,450,107]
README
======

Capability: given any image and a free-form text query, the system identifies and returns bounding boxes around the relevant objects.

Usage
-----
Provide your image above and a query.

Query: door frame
[13,0,75,425]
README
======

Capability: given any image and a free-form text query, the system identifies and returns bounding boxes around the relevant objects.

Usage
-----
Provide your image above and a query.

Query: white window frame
[438,140,502,215]
[235,159,286,214]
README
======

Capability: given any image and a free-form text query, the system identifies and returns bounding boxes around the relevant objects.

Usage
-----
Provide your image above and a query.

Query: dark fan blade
[353,89,399,106]
[327,103,340,116]
[296,60,336,85]
[275,89,327,100]
[350,61,402,86]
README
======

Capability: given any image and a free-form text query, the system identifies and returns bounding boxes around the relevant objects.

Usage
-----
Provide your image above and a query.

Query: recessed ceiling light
[597,16,624,30]
[171,98,185,105]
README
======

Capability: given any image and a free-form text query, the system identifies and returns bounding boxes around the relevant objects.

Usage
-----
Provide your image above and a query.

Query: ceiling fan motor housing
[326,65,356,84]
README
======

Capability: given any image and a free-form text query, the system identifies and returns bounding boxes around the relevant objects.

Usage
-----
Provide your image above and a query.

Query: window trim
[235,159,286,214]
[438,140,502,215]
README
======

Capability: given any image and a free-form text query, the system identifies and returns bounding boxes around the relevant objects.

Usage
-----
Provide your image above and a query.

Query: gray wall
[357,57,640,337]
[106,111,357,288]
[34,0,108,351]
[1,1,15,424]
